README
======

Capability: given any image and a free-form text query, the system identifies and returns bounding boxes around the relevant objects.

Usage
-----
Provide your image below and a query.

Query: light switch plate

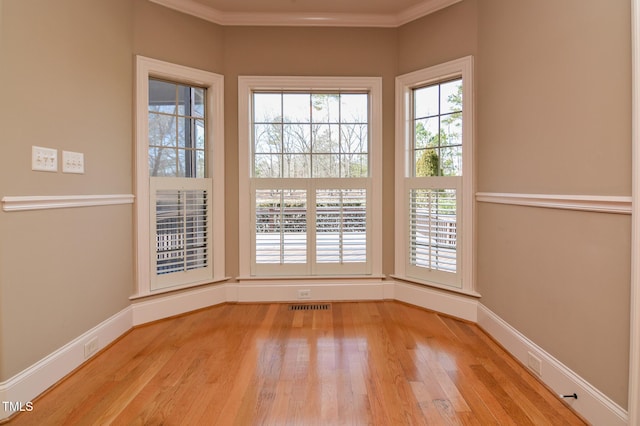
[62,150,84,174]
[32,146,58,172]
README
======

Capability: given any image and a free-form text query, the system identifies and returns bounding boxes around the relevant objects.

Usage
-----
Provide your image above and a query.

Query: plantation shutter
[151,177,213,290]
[406,177,461,287]
[314,187,369,275]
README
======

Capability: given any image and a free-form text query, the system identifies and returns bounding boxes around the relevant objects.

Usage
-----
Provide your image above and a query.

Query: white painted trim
[395,56,475,294]
[237,75,383,278]
[389,274,481,299]
[149,0,462,28]
[476,192,632,214]
[0,307,132,420]
[1,194,134,212]
[131,284,227,326]
[395,0,464,26]
[229,280,386,303]
[391,279,478,322]
[134,56,225,298]
[630,0,640,423]
[477,304,628,426]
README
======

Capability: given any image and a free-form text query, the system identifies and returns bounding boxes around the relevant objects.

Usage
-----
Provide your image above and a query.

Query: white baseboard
[231,279,386,303]
[0,306,132,420]
[391,280,478,322]
[131,284,227,326]
[477,303,628,426]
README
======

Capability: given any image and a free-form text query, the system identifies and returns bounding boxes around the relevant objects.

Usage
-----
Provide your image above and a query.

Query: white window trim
[238,76,383,278]
[394,56,477,296]
[133,56,226,298]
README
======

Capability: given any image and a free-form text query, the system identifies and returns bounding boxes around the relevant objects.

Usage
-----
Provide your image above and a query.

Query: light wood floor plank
[7,301,586,425]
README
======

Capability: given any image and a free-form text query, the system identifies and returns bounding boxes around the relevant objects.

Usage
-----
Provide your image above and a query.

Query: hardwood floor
[9,302,586,425]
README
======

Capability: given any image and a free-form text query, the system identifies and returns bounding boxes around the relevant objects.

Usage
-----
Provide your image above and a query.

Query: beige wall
[221,26,398,278]
[476,0,631,408]
[133,0,224,74]
[397,0,478,75]
[0,0,633,411]
[0,0,134,379]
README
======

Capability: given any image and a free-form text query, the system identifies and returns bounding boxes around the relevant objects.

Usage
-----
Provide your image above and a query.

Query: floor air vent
[288,304,331,311]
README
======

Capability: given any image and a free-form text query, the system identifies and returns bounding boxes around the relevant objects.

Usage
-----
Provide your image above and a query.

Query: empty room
[0,0,638,424]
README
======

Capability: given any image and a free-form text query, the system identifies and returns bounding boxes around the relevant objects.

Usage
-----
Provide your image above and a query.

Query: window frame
[133,56,226,298]
[394,56,476,295]
[238,76,383,278]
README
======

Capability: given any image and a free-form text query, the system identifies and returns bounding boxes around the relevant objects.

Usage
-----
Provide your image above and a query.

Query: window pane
[341,154,368,178]
[195,150,206,178]
[312,124,340,153]
[414,85,438,119]
[312,94,340,123]
[254,93,282,123]
[254,154,281,178]
[440,114,462,147]
[149,147,176,177]
[195,119,205,150]
[312,154,340,178]
[415,118,439,150]
[283,93,310,123]
[412,79,463,178]
[340,94,368,123]
[192,87,205,118]
[341,124,368,153]
[149,79,207,179]
[255,124,282,153]
[149,113,177,148]
[177,85,192,116]
[177,150,186,177]
[283,124,311,153]
[178,118,192,148]
[283,154,310,178]
[440,79,462,114]
[440,146,462,177]
[415,149,439,177]
[149,79,176,114]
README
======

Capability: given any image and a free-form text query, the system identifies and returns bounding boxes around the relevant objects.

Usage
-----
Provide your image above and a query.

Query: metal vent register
[288,304,331,311]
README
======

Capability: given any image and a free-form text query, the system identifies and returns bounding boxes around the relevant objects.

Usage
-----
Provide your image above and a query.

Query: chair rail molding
[1,194,134,212]
[476,192,631,214]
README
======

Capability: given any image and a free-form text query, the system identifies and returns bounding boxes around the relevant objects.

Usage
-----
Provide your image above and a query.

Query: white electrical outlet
[527,351,542,376]
[84,337,99,359]
[62,150,84,174]
[32,146,58,172]
[297,289,311,299]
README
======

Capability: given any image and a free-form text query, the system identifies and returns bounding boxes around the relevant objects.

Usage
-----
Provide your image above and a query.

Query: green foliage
[416,149,440,177]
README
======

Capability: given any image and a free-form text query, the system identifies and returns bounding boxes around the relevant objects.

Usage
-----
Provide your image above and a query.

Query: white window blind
[150,178,213,290]
[255,189,307,265]
[316,188,367,264]
[405,178,461,287]
[409,188,457,272]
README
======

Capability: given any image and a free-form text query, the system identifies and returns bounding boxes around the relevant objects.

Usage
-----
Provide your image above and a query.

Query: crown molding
[148,0,462,28]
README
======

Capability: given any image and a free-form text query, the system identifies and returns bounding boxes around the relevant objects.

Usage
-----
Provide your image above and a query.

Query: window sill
[389,274,481,299]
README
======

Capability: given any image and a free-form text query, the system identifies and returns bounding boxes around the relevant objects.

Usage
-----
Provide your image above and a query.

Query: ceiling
[149,0,462,27]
